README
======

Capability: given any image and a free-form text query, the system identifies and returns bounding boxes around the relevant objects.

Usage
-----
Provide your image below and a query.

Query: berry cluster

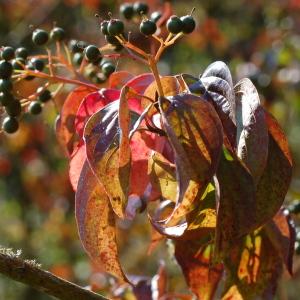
[1,2,197,135]
[0,46,53,133]
[68,39,116,83]
[103,2,196,38]
[0,25,117,134]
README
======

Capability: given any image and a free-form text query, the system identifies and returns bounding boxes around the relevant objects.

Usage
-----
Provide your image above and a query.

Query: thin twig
[15,70,98,91]
[148,55,164,97]
[46,48,54,76]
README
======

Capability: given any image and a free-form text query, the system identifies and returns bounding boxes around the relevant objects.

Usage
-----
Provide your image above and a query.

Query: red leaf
[108,71,134,89]
[70,89,120,191]
[75,88,120,138]
[126,73,154,94]
[69,142,85,191]
[56,86,95,156]
[75,161,127,281]
[129,130,159,197]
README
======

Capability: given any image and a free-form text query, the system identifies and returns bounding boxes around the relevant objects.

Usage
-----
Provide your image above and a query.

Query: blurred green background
[0,0,300,299]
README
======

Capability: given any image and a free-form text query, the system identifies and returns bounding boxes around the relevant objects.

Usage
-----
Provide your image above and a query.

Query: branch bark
[0,250,108,300]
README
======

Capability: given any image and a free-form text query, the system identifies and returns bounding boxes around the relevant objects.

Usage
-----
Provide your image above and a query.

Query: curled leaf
[235,78,269,183]
[201,61,234,88]
[199,61,236,149]
[148,152,177,202]
[158,93,223,221]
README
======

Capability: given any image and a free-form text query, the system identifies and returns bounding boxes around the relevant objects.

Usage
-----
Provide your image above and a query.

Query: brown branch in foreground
[0,249,108,300]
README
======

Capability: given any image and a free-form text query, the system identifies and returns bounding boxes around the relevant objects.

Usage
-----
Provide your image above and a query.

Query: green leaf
[235,78,269,184]
[148,152,177,202]
[158,93,223,222]
[175,241,223,300]
[75,162,127,281]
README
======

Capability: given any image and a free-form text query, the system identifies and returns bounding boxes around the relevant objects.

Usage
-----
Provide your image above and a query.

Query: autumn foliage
[0,1,296,299]
[56,59,295,299]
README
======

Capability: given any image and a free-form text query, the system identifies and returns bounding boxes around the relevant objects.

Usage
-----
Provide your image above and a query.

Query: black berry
[133,2,149,15]
[166,15,184,34]
[120,3,134,19]
[50,27,65,41]
[32,29,49,46]
[84,45,101,62]
[0,79,13,93]
[0,60,13,78]
[180,15,196,34]
[31,58,45,71]
[37,88,52,103]
[101,62,115,77]
[100,21,109,35]
[1,47,15,61]
[2,116,19,134]
[140,19,157,35]
[5,100,21,117]
[15,47,28,60]
[107,19,124,36]
[28,101,42,115]
[0,92,14,106]
[151,11,162,23]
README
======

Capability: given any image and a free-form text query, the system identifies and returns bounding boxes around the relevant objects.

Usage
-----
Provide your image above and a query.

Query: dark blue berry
[28,101,42,115]
[2,116,19,134]
[32,29,49,46]
[1,47,15,61]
